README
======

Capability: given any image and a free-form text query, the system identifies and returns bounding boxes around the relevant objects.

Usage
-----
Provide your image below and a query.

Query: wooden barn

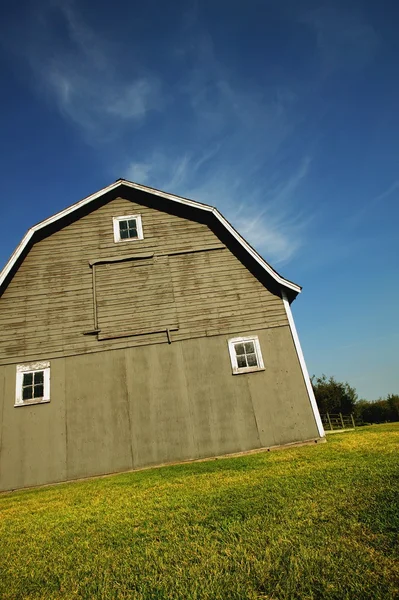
[0,180,325,492]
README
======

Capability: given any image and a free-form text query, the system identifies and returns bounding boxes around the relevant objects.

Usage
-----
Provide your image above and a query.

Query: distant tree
[311,374,399,423]
[311,374,358,415]
[386,394,399,422]
[356,399,388,423]
[354,400,370,422]
[354,394,399,424]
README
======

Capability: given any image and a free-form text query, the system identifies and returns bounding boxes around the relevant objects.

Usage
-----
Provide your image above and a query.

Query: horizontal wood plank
[0,193,287,360]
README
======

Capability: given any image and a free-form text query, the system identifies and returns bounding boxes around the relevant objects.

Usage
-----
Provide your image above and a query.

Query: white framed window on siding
[113,215,144,242]
[228,336,265,375]
[15,362,50,407]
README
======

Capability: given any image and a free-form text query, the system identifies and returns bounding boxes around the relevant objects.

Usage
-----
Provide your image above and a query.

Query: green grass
[1,424,398,600]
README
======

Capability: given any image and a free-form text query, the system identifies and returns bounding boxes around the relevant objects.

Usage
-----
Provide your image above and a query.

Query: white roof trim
[0,180,301,294]
[282,290,324,437]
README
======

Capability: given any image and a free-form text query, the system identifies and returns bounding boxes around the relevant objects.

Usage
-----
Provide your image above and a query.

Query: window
[228,336,264,375]
[113,215,144,242]
[15,362,50,407]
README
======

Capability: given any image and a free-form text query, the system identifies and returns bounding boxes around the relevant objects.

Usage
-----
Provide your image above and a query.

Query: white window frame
[113,214,144,243]
[228,336,265,375]
[15,362,50,407]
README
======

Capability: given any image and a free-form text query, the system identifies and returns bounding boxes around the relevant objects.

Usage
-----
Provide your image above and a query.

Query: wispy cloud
[371,180,399,204]
[195,157,312,265]
[302,5,380,72]
[8,1,161,141]
[106,80,159,120]
[123,151,311,265]
[119,28,312,264]
[125,153,192,191]
[2,1,315,264]
[125,161,152,185]
[346,180,399,229]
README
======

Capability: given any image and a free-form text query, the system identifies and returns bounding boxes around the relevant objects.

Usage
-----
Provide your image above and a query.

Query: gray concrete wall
[0,325,320,492]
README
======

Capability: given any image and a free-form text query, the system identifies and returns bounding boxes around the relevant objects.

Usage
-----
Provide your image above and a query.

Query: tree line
[311,374,399,424]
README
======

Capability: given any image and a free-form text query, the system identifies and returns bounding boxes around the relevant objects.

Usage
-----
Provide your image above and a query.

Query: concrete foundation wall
[0,325,320,492]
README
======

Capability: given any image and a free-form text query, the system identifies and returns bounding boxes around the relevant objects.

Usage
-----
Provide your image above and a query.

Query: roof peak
[0,179,301,297]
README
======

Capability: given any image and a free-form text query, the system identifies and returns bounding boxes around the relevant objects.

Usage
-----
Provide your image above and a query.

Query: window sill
[14,399,50,408]
[232,367,265,375]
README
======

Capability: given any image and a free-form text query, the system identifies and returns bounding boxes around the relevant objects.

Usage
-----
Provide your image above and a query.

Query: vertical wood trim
[123,349,135,469]
[91,264,98,330]
[0,369,5,466]
[281,290,325,438]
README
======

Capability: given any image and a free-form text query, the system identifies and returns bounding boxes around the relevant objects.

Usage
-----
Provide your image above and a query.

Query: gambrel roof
[0,179,301,298]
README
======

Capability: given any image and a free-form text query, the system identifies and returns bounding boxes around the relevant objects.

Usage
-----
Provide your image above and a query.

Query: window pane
[247,353,258,367]
[120,228,129,239]
[119,220,128,230]
[33,384,44,398]
[23,372,33,386]
[127,227,138,238]
[244,342,255,354]
[237,355,247,368]
[127,219,137,229]
[34,371,44,384]
[235,343,245,356]
[23,386,33,401]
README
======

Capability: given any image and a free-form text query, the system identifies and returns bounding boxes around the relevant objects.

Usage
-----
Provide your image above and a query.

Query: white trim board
[0,179,301,296]
[15,361,51,407]
[228,335,265,375]
[112,214,144,242]
[281,290,325,438]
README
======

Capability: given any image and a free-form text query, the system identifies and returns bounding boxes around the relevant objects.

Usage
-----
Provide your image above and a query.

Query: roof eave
[0,179,302,297]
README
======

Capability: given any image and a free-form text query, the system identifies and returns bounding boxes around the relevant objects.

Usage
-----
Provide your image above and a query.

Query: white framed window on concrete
[113,215,144,242]
[228,336,265,375]
[15,362,50,407]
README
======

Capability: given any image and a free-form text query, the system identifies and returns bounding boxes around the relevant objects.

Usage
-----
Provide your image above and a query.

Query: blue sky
[0,0,398,400]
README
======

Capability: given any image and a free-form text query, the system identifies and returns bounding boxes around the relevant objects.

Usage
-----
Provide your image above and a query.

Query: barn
[0,180,324,491]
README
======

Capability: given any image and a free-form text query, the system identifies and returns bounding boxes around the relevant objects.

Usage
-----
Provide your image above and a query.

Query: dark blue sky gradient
[0,0,398,399]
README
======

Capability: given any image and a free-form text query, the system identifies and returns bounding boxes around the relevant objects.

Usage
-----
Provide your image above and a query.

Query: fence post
[350,413,355,428]
[339,412,345,428]
[327,412,333,431]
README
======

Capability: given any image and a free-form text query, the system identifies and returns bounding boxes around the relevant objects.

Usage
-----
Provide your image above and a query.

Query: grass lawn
[0,424,398,599]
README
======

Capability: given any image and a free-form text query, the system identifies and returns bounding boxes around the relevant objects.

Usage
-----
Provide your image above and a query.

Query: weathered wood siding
[96,256,178,339]
[0,194,288,363]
